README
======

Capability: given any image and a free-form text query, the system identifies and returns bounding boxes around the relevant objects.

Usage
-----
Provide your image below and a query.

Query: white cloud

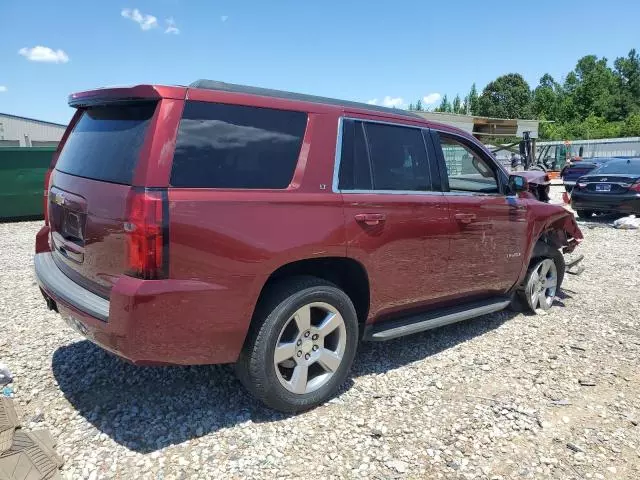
[422,93,442,105]
[221,15,229,22]
[0,86,7,93]
[18,46,69,63]
[165,17,180,34]
[382,96,404,108]
[121,8,158,31]
[367,99,378,105]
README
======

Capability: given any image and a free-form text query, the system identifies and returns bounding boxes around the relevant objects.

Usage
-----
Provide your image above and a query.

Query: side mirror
[508,174,528,194]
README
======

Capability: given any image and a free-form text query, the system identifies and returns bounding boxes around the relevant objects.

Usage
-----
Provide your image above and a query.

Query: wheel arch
[251,256,371,328]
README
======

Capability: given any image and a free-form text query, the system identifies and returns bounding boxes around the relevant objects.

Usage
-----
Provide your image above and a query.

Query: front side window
[439,134,499,194]
[171,101,307,189]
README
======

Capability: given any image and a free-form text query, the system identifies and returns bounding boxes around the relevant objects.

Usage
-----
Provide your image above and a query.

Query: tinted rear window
[594,160,640,175]
[55,102,156,184]
[171,101,307,189]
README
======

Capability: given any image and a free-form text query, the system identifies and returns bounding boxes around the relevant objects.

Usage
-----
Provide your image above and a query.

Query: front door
[432,131,528,299]
[337,119,451,321]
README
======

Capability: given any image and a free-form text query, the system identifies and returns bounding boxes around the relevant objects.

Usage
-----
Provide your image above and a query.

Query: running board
[364,297,512,341]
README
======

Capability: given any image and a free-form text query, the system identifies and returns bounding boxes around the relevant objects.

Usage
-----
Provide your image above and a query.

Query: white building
[0,113,66,147]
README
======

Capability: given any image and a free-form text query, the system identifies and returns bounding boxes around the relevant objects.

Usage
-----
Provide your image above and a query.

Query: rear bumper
[35,253,109,321]
[571,191,640,213]
[34,252,253,365]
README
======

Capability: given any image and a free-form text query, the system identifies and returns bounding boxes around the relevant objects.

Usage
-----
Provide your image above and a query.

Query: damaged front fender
[528,202,584,253]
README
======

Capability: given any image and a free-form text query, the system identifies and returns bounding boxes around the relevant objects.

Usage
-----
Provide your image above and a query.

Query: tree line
[408,49,640,140]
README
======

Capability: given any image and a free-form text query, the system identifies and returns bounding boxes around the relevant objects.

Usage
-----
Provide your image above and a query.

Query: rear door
[338,119,451,321]
[431,130,528,299]
[48,101,160,298]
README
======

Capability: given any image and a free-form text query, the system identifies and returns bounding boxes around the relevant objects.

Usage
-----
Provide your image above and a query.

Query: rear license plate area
[595,184,611,192]
[62,210,83,240]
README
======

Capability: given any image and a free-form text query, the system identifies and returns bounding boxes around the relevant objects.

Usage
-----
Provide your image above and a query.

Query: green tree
[452,95,462,114]
[532,74,562,120]
[467,83,479,115]
[614,49,640,118]
[570,55,619,120]
[622,113,640,136]
[415,99,423,111]
[476,73,532,118]
[408,103,415,111]
[435,94,452,112]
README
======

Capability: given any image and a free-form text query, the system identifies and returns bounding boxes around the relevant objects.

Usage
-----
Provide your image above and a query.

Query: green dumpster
[0,147,55,220]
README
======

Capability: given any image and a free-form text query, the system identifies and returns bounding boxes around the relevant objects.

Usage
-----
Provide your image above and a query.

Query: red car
[35,80,583,412]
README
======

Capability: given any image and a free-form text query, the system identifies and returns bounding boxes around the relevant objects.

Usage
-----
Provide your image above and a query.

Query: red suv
[35,80,583,412]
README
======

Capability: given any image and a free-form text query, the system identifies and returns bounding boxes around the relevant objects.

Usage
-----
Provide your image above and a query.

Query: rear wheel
[576,209,593,219]
[236,276,358,413]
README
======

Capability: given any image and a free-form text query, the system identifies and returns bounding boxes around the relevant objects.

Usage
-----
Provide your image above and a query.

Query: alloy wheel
[528,258,558,310]
[273,302,347,394]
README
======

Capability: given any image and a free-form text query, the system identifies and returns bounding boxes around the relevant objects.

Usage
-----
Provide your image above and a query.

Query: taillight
[576,182,587,189]
[125,188,168,280]
[43,168,52,225]
[631,182,640,193]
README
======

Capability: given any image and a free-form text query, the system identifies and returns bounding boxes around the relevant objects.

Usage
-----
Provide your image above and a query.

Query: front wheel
[236,277,359,413]
[576,209,593,219]
[514,245,565,313]
[523,258,559,311]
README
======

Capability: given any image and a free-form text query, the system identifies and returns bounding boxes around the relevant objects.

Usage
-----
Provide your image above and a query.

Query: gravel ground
[1,186,639,479]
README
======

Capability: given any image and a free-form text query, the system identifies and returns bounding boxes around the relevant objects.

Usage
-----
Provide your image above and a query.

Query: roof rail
[189,79,422,120]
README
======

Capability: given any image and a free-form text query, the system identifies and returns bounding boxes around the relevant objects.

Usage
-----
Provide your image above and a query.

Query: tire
[576,210,593,219]
[515,243,565,313]
[236,276,359,413]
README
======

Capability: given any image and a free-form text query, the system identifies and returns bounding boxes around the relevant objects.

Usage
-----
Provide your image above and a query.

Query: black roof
[189,79,423,120]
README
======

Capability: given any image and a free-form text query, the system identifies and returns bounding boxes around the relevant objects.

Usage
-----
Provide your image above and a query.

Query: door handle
[454,213,477,224]
[355,213,386,226]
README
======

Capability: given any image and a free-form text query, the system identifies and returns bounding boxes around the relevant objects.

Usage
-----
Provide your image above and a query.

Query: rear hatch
[48,101,159,298]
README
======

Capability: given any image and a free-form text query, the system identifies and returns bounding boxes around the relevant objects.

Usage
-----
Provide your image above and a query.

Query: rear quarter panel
[166,111,346,360]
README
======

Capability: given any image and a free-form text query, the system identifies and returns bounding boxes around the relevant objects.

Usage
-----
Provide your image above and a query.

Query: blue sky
[0,0,638,124]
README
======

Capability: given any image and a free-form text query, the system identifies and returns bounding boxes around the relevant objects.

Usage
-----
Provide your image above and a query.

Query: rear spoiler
[68,85,186,108]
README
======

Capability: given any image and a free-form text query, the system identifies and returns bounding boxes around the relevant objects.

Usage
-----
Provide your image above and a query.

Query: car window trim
[359,121,376,189]
[431,129,509,196]
[333,116,438,194]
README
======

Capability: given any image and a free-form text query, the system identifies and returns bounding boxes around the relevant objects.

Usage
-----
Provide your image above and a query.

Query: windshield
[593,160,640,175]
[56,102,157,184]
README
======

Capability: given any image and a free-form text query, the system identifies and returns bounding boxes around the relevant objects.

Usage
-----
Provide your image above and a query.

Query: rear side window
[338,120,431,191]
[171,102,307,189]
[56,102,156,185]
[365,123,430,191]
[338,121,372,190]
